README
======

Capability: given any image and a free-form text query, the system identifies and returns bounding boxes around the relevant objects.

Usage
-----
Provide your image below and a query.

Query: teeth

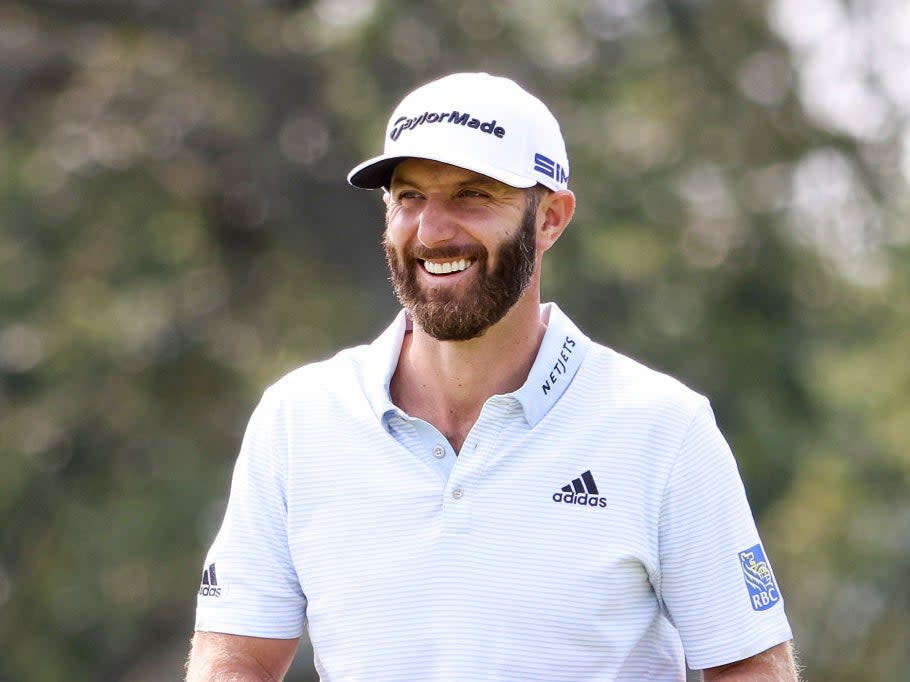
[424,258,472,275]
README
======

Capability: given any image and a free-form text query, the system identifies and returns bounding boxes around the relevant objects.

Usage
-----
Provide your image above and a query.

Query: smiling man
[383,161,543,344]
[186,73,799,681]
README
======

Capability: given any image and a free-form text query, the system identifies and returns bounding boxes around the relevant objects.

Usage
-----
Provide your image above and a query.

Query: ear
[536,189,575,253]
[382,190,391,207]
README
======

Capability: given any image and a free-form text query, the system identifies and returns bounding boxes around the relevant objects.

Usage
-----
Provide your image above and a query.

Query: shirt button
[433,445,446,459]
[452,488,464,500]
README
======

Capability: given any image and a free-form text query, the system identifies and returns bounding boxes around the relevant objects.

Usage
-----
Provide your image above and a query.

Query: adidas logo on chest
[552,470,607,509]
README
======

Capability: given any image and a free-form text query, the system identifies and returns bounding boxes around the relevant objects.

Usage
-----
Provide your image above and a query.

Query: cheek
[384,209,416,243]
[384,227,412,258]
[488,220,525,252]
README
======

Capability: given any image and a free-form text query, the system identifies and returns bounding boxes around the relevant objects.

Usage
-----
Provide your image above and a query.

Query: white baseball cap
[347,72,570,192]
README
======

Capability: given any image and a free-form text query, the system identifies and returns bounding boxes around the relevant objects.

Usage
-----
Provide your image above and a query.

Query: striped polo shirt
[195,303,792,680]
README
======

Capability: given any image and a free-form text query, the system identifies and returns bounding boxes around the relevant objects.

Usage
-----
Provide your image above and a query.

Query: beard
[384,199,539,341]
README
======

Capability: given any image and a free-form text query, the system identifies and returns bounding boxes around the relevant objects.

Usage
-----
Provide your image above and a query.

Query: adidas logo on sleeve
[198,562,222,598]
[552,470,607,508]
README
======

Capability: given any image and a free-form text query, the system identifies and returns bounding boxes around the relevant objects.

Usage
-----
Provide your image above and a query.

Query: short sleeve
[656,400,792,669]
[194,388,307,638]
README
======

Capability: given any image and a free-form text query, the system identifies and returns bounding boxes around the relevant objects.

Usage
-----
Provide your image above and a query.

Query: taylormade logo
[390,110,506,141]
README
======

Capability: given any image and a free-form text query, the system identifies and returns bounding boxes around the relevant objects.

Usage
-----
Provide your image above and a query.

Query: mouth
[421,257,476,275]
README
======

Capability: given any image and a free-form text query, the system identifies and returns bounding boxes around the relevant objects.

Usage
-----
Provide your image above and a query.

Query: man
[187,73,798,680]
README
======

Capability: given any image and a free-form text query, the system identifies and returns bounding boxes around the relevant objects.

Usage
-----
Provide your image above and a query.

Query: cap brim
[347,153,538,190]
[347,156,405,190]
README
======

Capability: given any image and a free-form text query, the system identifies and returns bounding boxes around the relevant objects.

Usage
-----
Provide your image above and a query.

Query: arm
[702,641,799,681]
[186,631,300,682]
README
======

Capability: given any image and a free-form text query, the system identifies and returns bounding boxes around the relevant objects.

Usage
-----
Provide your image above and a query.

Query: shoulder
[266,343,373,401]
[234,344,378,435]
[581,340,709,416]
[235,343,379,457]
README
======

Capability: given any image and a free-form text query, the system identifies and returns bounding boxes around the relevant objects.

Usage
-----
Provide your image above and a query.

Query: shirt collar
[363,309,410,424]
[363,303,591,428]
[511,302,591,426]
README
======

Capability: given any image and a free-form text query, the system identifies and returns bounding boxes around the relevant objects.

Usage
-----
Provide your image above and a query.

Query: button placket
[442,436,488,534]
[442,480,471,534]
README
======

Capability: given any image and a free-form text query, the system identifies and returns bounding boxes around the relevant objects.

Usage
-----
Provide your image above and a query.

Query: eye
[458,188,488,199]
[394,190,424,203]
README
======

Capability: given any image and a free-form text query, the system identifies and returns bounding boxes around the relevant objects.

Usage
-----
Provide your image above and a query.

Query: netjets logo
[552,470,607,508]
[390,110,507,141]
[541,335,577,395]
[198,562,222,598]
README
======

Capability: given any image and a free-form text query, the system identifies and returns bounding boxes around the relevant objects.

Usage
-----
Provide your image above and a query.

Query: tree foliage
[1,0,908,679]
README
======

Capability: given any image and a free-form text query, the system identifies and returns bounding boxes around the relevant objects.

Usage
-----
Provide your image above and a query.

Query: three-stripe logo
[198,562,222,597]
[552,470,607,508]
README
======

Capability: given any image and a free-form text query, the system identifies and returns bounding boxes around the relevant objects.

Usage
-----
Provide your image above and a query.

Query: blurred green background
[1,0,908,680]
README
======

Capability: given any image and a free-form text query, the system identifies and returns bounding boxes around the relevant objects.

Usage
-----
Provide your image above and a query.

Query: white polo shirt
[195,303,792,680]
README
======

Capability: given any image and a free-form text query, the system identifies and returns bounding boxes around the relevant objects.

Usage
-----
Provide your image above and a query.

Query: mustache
[405,244,487,262]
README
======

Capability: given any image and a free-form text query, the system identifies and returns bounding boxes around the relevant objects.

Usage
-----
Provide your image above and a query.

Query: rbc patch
[739,544,781,611]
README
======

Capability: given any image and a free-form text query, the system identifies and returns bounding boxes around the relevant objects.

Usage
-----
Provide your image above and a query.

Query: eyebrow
[390,173,506,192]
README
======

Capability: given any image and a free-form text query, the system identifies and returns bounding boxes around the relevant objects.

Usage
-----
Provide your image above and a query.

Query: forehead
[390,158,512,191]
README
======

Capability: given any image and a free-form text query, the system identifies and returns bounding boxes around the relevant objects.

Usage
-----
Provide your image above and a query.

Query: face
[383,161,542,341]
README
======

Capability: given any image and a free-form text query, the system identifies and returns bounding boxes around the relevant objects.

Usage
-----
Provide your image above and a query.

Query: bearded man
[186,73,799,681]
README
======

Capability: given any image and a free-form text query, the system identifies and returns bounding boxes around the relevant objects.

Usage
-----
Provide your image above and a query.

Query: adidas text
[552,492,607,508]
[198,562,222,597]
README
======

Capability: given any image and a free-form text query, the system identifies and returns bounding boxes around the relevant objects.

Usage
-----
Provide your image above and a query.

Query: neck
[390,294,547,452]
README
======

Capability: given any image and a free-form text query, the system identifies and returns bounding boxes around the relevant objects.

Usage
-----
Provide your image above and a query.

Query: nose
[416,197,457,248]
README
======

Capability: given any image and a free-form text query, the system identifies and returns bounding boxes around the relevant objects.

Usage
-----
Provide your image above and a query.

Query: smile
[422,258,475,275]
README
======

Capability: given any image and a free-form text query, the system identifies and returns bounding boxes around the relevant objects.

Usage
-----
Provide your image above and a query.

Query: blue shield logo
[739,544,781,611]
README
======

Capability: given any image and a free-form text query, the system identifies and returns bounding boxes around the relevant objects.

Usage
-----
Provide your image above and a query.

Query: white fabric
[347,72,570,191]
[195,303,792,680]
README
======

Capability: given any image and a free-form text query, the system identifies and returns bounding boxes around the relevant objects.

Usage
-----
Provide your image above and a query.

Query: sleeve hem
[685,625,793,671]
[195,614,306,641]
